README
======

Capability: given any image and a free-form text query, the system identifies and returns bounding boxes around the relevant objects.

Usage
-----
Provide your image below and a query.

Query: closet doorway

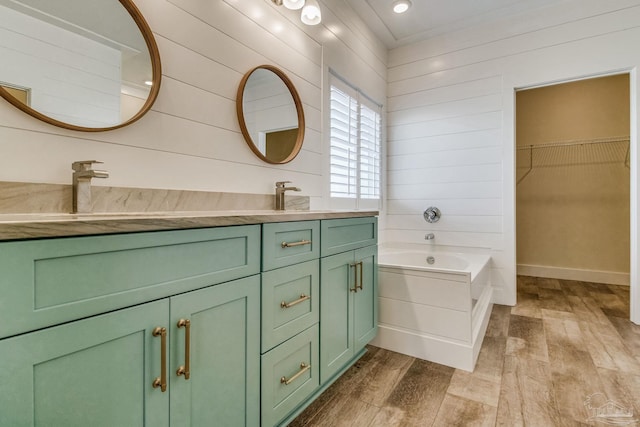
[515,74,631,304]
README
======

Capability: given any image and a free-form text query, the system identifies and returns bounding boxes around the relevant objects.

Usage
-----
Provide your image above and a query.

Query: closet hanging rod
[516,136,630,185]
[516,136,629,151]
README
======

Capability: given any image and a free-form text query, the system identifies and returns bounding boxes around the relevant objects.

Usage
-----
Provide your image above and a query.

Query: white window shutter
[329,72,382,209]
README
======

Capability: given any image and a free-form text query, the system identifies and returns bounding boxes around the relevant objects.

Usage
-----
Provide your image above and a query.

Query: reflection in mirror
[0,0,161,131]
[236,65,305,164]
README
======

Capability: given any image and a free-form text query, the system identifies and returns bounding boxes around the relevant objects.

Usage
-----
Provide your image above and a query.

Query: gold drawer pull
[152,327,167,392]
[350,263,358,292]
[280,294,310,309]
[281,239,311,248]
[357,261,364,291]
[176,319,191,380]
[280,362,311,385]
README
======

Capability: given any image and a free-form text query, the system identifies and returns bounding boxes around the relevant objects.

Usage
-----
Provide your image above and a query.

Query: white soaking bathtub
[370,248,493,371]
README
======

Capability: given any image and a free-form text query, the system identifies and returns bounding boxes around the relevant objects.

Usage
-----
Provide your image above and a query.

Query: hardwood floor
[290,276,640,426]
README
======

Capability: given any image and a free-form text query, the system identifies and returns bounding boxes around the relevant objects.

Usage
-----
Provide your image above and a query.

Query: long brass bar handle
[350,263,358,292]
[281,294,310,309]
[357,261,364,290]
[281,239,312,248]
[280,362,311,385]
[176,319,191,380]
[152,327,167,392]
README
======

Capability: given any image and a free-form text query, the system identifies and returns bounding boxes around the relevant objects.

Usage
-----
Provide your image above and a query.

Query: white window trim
[327,70,383,210]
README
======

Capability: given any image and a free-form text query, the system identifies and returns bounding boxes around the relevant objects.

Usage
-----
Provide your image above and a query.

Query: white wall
[0,0,386,210]
[385,0,640,315]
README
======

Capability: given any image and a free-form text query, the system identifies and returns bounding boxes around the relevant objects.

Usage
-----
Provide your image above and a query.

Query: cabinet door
[354,245,378,352]
[0,300,169,427]
[320,251,355,383]
[170,275,260,427]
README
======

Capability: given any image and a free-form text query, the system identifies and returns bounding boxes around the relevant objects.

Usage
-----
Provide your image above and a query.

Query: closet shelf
[516,136,630,185]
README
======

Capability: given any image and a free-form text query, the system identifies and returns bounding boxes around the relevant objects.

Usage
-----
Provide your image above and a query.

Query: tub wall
[372,259,493,371]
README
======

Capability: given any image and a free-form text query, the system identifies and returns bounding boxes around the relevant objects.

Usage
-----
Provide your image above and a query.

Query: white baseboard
[370,294,493,372]
[370,326,476,371]
[517,264,629,286]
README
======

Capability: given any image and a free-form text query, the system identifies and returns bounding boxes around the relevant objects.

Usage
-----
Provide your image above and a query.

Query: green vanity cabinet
[0,274,260,427]
[169,275,260,427]
[261,221,321,426]
[0,299,169,427]
[263,216,378,426]
[320,217,378,384]
[0,225,260,339]
[0,225,261,427]
[0,214,377,427]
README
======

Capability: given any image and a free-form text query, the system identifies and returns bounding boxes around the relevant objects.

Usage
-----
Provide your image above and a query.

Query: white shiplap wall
[0,0,386,210]
[385,0,640,313]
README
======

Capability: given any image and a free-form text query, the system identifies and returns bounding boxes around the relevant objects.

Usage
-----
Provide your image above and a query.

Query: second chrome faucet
[275,181,300,210]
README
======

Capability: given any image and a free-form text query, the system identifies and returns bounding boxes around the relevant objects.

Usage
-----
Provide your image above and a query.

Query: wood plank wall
[384,0,640,306]
[0,0,386,209]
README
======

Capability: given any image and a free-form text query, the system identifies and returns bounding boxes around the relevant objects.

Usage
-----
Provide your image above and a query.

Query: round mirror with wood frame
[0,0,161,132]
[236,65,305,164]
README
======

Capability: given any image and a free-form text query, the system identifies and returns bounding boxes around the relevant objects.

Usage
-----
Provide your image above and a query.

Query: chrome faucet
[275,181,301,210]
[72,160,109,213]
[425,233,435,241]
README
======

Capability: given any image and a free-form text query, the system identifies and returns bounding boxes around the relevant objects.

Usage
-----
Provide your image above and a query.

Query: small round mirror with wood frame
[236,65,305,164]
[0,0,161,132]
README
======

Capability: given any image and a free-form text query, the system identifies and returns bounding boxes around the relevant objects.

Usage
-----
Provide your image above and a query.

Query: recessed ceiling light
[144,81,153,86]
[392,0,411,14]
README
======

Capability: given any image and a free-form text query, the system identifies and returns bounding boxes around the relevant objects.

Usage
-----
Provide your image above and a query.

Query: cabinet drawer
[262,260,319,353]
[0,225,260,339]
[261,324,319,427]
[321,217,377,257]
[262,221,319,271]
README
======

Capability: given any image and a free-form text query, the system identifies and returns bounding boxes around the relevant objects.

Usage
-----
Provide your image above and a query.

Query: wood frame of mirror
[236,65,305,164]
[0,0,162,132]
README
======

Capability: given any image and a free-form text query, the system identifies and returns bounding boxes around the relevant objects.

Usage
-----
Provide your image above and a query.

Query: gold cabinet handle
[281,239,311,248]
[350,262,358,292]
[280,362,311,385]
[280,294,310,309]
[176,319,191,380]
[357,261,364,291]
[152,327,167,392]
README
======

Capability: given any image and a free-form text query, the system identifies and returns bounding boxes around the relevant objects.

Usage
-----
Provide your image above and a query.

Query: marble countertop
[0,210,379,241]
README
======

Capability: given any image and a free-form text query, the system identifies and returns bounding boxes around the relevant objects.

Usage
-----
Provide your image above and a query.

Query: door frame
[508,68,639,324]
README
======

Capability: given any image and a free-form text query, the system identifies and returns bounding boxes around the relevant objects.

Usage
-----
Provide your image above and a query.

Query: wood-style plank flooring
[290,276,640,426]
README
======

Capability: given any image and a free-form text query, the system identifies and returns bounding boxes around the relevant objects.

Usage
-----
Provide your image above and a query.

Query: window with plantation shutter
[359,102,382,199]
[329,72,382,208]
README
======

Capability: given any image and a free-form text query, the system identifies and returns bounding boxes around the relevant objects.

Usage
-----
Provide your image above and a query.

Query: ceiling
[345,0,567,48]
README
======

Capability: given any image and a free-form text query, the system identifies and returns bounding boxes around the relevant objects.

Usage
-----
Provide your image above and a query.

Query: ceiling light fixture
[301,0,322,25]
[271,0,321,25]
[392,0,411,14]
[283,0,305,10]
